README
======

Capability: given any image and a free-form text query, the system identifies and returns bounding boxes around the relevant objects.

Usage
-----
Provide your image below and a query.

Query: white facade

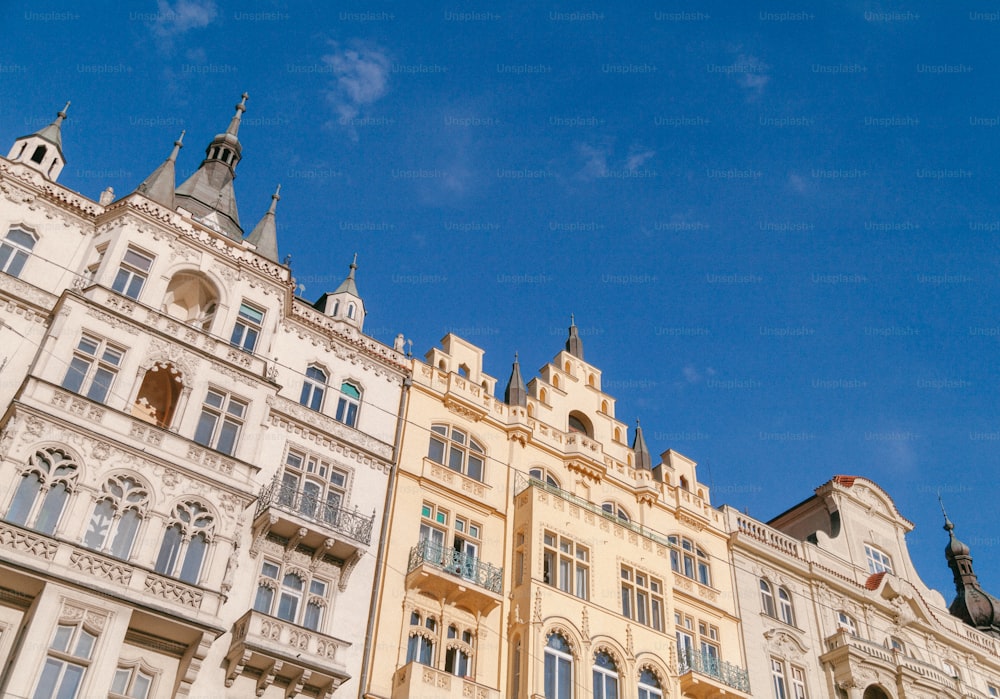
[0,104,407,698]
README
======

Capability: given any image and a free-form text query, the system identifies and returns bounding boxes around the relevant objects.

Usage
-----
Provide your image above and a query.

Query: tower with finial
[941,498,1000,637]
[246,185,281,262]
[313,254,366,331]
[566,313,584,359]
[7,102,70,181]
[175,93,248,240]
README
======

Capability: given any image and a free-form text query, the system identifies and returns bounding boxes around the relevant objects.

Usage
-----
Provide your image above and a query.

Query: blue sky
[3,1,1000,598]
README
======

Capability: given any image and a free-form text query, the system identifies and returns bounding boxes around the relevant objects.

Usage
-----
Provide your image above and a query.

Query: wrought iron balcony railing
[407,540,503,595]
[679,647,751,693]
[256,480,374,546]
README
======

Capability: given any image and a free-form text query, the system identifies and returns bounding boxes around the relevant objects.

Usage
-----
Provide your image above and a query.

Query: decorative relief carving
[0,522,58,559]
[70,550,133,585]
[84,306,141,335]
[144,574,203,608]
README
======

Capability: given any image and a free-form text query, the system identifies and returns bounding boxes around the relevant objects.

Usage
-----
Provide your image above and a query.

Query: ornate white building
[0,99,408,698]
[726,475,1000,699]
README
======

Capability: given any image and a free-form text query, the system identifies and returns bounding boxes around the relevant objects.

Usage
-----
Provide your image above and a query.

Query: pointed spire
[136,131,184,208]
[565,314,584,359]
[504,352,528,407]
[632,419,652,470]
[246,185,280,262]
[36,101,70,150]
[175,93,249,240]
[334,253,360,295]
[227,92,249,136]
[941,505,1000,637]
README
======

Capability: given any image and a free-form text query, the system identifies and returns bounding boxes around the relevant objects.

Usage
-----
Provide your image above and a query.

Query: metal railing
[256,479,374,545]
[407,540,503,595]
[678,647,751,693]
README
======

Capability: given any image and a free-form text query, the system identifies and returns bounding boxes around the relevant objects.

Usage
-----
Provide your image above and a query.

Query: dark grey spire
[565,314,584,359]
[632,420,652,470]
[333,253,359,295]
[8,102,70,182]
[246,184,280,262]
[175,93,248,240]
[34,101,70,151]
[942,502,1000,637]
[136,131,184,208]
[504,352,528,407]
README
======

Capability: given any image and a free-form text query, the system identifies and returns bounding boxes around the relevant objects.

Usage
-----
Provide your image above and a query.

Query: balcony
[678,648,751,697]
[391,662,499,699]
[821,629,962,693]
[405,540,503,615]
[253,479,374,561]
[224,609,351,697]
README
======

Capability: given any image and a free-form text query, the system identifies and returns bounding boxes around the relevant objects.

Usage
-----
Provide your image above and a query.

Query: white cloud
[626,149,656,171]
[323,41,392,137]
[153,0,218,38]
[578,144,609,179]
[575,143,656,181]
[732,54,771,97]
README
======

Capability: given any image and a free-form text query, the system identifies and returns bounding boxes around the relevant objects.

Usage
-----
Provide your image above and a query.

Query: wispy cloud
[575,143,656,181]
[152,0,218,40]
[731,54,771,97]
[323,40,392,138]
[681,365,716,384]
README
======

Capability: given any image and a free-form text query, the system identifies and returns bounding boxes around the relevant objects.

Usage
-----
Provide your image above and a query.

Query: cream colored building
[726,475,1000,699]
[363,329,752,699]
[0,100,407,698]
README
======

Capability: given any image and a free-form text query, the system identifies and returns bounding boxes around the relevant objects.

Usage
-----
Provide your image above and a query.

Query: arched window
[539,388,547,403]
[428,424,485,481]
[529,467,560,488]
[552,375,560,389]
[669,535,711,586]
[544,633,573,699]
[132,362,183,428]
[31,144,47,164]
[154,500,213,584]
[567,412,591,436]
[778,587,795,625]
[863,687,891,699]
[300,366,327,411]
[592,651,618,699]
[347,302,356,319]
[6,447,79,535]
[601,502,630,522]
[0,227,37,278]
[405,612,436,666]
[162,271,219,330]
[445,625,475,676]
[638,668,663,699]
[760,579,776,617]
[335,381,361,427]
[83,475,149,560]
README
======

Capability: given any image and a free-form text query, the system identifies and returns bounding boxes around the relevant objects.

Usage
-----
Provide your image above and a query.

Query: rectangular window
[771,658,787,699]
[542,530,589,600]
[32,623,97,699]
[61,334,124,404]
[864,544,893,574]
[193,388,247,455]
[230,301,264,353]
[620,564,664,630]
[112,247,153,300]
[790,666,807,699]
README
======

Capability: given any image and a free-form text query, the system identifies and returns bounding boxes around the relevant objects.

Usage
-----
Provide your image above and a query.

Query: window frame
[111,246,154,301]
[638,667,663,699]
[334,381,361,427]
[837,610,857,635]
[529,467,560,488]
[109,661,156,699]
[544,633,573,699]
[32,620,99,699]
[405,611,438,666]
[193,388,247,456]
[669,534,712,586]
[299,365,327,411]
[61,333,125,405]
[153,500,214,584]
[253,558,331,631]
[621,564,664,631]
[592,650,619,699]
[230,300,265,353]
[0,226,37,277]
[771,657,788,699]
[790,665,807,699]
[82,474,149,560]
[427,424,486,482]
[543,530,589,600]
[864,544,894,574]
[7,447,79,536]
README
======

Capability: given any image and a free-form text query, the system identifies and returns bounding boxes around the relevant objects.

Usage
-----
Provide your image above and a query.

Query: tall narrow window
[790,666,807,699]
[131,362,182,428]
[6,448,78,536]
[61,334,124,404]
[334,381,361,426]
[544,633,573,699]
[82,475,148,560]
[592,651,618,699]
[669,535,711,586]
[230,301,264,353]
[193,388,247,455]
[278,449,348,529]
[778,587,795,625]
[760,579,777,617]
[542,531,589,600]
[405,612,436,666]
[771,658,787,699]
[154,500,214,584]
[112,247,153,300]
[0,227,36,277]
[300,366,327,411]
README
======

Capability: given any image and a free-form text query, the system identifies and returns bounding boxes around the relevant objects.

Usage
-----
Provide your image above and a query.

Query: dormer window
[864,544,893,574]
[567,411,592,436]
